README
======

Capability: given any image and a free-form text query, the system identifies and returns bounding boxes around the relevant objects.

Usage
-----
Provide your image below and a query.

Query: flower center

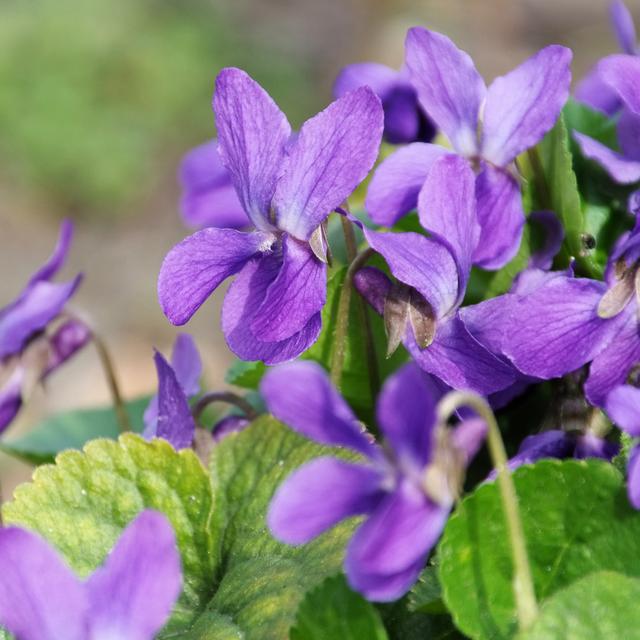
[421,426,466,507]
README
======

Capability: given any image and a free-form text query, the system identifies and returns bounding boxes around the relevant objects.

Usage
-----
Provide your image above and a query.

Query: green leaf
[527,114,601,278]
[438,459,640,640]
[290,574,388,640]
[408,565,445,614]
[0,397,149,464]
[563,99,618,148]
[194,416,359,640]
[182,612,244,639]
[519,571,640,640]
[304,266,407,422]
[2,434,216,633]
[225,359,267,390]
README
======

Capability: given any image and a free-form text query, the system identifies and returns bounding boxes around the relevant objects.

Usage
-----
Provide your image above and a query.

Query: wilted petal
[503,276,619,379]
[0,276,82,359]
[158,228,267,326]
[45,320,92,376]
[345,481,448,599]
[147,352,195,450]
[573,131,640,183]
[87,511,182,640]
[179,140,248,230]
[251,235,326,341]
[628,445,640,508]
[275,87,383,240]
[575,66,622,115]
[405,27,485,155]
[482,46,572,166]
[213,68,291,229]
[261,361,378,456]
[585,306,640,407]
[363,228,459,318]
[408,315,516,395]
[171,333,202,398]
[611,0,638,54]
[417,154,479,299]
[366,143,449,226]
[221,253,322,364]
[472,164,525,270]
[268,457,383,544]
[0,527,87,640]
[353,267,392,316]
[606,384,640,435]
[599,54,640,115]
[376,363,442,468]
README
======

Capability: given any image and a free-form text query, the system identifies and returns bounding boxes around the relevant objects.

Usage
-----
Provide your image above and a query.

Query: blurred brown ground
[1,0,637,497]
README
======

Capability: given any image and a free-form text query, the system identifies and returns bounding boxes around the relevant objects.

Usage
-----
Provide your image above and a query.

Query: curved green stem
[192,391,259,423]
[437,391,538,632]
[91,333,131,433]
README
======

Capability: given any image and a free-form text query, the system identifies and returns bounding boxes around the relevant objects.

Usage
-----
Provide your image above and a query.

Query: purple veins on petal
[273,85,383,240]
[263,362,486,601]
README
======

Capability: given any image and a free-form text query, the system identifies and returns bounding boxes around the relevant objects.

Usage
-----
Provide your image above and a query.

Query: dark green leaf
[290,574,388,640]
[408,565,446,614]
[304,266,407,423]
[438,459,640,640]
[0,397,148,465]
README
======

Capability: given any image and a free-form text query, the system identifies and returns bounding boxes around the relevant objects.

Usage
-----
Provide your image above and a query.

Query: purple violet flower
[158,68,383,364]
[0,510,182,640]
[366,27,571,269]
[179,139,249,230]
[574,53,640,184]
[262,361,486,601]
[0,221,90,434]
[354,154,517,395]
[490,221,640,407]
[143,333,202,450]
[606,384,640,506]
[576,1,638,115]
[334,62,436,144]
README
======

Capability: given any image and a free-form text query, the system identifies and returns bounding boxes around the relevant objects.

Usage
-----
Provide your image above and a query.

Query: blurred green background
[1,0,638,494]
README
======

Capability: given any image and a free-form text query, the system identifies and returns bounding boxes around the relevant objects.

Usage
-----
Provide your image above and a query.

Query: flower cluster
[4,2,640,636]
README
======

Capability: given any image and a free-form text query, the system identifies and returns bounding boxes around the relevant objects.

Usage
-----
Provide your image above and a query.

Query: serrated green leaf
[304,266,407,422]
[528,114,600,278]
[193,416,358,640]
[2,434,216,633]
[290,574,388,640]
[0,397,148,465]
[225,359,267,390]
[438,459,640,640]
[518,571,640,640]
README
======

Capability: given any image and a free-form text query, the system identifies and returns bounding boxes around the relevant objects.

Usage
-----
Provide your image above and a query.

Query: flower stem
[91,333,131,433]
[329,218,378,393]
[437,391,538,632]
[192,391,259,423]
